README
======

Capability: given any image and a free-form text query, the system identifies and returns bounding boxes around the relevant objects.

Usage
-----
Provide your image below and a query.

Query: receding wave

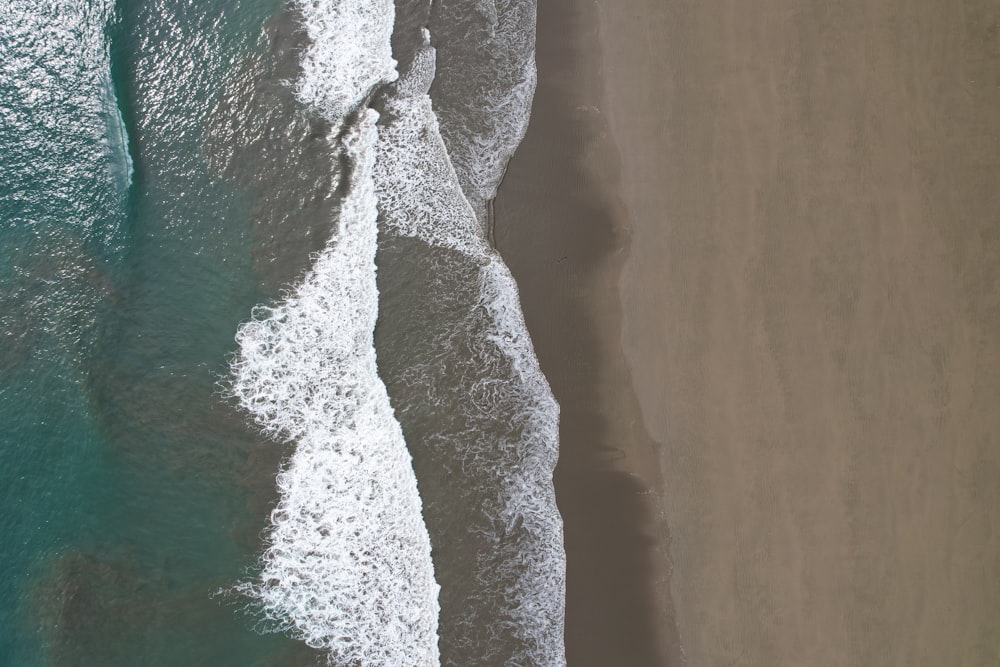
[427,0,538,227]
[373,26,565,665]
[231,111,440,665]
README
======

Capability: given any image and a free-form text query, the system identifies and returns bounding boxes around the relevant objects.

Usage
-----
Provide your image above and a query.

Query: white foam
[375,92,482,255]
[293,0,398,119]
[232,2,565,661]
[375,40,566,666]
[430,0,538,225]
[231,112,440,665]
[473,257,565,666]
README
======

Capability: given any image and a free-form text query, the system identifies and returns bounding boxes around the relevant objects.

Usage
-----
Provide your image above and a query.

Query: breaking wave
[229,3,441,656]
[230,0,563,664]
[231,111,439,665]
[293,0,397,120]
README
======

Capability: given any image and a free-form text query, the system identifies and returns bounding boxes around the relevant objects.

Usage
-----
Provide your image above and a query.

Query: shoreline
[494,0,682,664]
[499,0,1000,663]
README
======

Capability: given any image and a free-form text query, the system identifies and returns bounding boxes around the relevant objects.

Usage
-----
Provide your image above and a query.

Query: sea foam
[231,3,441,663]
[374,31,565,665]
[231,0,563,663]
[231,111,439,665]
[293,0,398,120]
[428,0,538,226]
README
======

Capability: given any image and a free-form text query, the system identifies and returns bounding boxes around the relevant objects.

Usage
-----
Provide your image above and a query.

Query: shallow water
[1,0,563,664]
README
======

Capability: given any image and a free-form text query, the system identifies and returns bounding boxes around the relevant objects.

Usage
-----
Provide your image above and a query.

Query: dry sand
[496,0,1000,664]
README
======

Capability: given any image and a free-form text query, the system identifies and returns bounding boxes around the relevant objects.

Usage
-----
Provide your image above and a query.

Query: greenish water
[0,0,323,664]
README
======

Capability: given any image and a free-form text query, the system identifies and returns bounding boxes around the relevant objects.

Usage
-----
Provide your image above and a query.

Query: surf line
[228,2,441,664]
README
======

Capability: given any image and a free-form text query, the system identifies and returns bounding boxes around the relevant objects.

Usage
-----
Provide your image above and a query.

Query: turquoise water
[0,0,323,664]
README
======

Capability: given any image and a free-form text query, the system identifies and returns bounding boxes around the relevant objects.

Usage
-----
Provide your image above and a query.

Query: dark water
[1,0,564,664]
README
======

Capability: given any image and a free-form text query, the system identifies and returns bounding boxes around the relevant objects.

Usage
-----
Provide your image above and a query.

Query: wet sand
[494,0,683,663]
[497,0,1000,664]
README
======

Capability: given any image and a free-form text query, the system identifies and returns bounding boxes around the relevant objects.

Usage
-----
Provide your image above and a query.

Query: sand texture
[497,0,1000,664]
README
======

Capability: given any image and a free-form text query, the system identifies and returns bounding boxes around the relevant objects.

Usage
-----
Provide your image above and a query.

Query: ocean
[0,0,563,665]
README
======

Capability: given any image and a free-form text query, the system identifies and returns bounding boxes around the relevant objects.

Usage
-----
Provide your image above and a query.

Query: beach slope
[497,0,1000,664]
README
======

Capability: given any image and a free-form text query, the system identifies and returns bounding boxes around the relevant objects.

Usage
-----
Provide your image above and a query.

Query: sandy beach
[496,0,1000,664]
